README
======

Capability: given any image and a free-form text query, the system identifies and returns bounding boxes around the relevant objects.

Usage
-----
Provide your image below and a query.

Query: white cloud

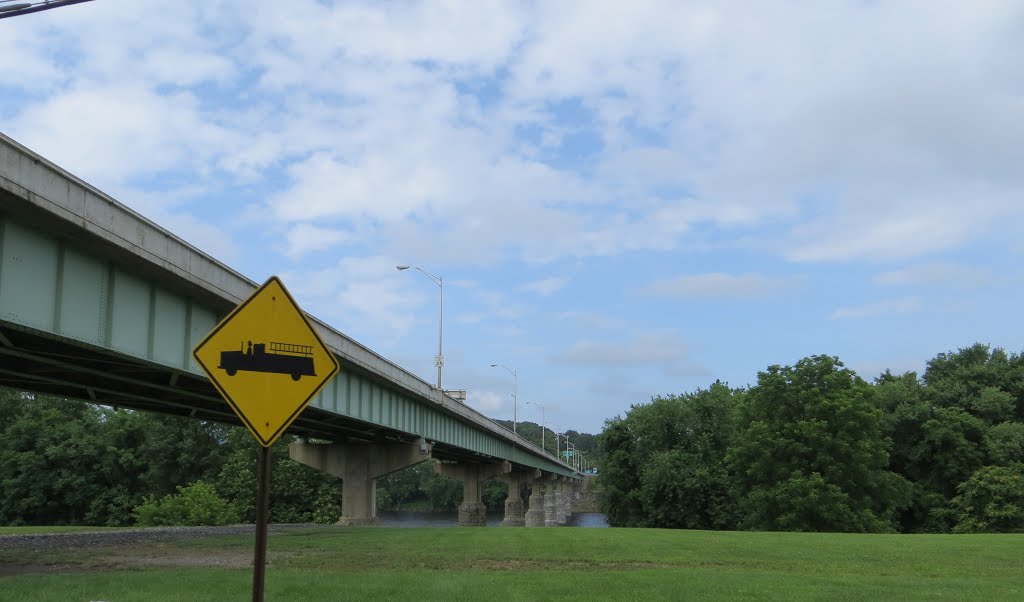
[13,1,1022,270]
[553,332,708,377]
[281,255,421,339]
[555,311,629,331]
[643,273,793,299]
[523,276,568,296]
[876,262,992,288]
[468,390,508,414]
[9,83,230,186]
[283,224,353,259]
[830,297,921,320]
[785,199,1011,263]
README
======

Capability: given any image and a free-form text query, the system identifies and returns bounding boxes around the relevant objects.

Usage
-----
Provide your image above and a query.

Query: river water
[376,511,608,528]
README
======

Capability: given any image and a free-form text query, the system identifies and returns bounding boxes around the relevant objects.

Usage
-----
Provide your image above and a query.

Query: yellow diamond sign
[193,276,340,447]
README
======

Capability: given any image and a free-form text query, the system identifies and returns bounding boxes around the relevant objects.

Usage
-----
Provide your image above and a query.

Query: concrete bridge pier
[435,461,511,526]
[544,476,562,526]
[525,473,556,527]
[557,479,573,528]
[563,480,577,523]
[560,479,574,525]
[289,439,432,526]
[500,469,541,527]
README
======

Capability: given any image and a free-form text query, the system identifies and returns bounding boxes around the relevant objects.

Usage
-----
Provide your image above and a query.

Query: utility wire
[0,0,95,20]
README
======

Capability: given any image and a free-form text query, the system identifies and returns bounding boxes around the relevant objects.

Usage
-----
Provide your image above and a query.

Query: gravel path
[0,523,314,551]
[0,524,326,577]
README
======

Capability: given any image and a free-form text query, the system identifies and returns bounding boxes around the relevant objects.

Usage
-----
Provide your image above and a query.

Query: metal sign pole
[252,445,272,602]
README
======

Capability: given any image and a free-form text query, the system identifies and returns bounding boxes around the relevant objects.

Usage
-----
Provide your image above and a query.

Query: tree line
[598,343,1024,533]
[0,389,599,526]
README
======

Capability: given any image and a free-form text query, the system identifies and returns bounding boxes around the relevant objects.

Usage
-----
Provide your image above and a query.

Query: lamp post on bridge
[396,265,443,391]
[556,432,570,465]
[526,400,546,451]
[490,363,517,435]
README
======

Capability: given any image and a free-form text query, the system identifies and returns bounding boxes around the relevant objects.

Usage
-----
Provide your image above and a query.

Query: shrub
[133,481,240,527]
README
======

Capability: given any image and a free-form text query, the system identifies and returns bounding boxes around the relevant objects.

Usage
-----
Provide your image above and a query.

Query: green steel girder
[0,208,577,478]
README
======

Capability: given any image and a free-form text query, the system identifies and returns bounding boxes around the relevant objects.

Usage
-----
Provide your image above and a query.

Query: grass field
[1,526,1022,601]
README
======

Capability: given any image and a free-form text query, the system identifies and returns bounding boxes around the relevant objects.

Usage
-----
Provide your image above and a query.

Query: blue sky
[3,1,1023,433]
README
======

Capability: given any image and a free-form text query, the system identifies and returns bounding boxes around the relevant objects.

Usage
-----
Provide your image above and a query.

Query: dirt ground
[0,524,294,578]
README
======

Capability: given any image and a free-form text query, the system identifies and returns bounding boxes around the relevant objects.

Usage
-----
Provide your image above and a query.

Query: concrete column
[289,439,432,526]
[562,480,576,523]
[525,473,556,527]
[525,483,546,527]
[500,469,540,527]
[435,461,511,526]
[556,481,569,525]
[544,476,561,526]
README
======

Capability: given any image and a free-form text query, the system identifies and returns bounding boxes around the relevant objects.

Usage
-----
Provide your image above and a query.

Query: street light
[490,363,517,434]
[396,265,443,390]
[525,400,545,451]
[0,0,94,20]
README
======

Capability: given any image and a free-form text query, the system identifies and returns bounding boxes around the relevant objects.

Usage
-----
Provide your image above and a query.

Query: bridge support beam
[289,439,432,526]
[499,469,540,527]
[435,461,511,526]
[525,473,557,527]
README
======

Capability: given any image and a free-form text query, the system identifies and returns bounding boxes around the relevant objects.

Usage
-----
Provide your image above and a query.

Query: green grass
[2,527,1023,600]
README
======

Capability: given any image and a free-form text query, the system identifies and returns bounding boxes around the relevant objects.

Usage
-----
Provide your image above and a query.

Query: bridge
[0,132,581,527]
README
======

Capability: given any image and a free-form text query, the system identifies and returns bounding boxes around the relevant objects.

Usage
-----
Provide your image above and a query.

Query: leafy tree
[597,415,645,526]
[213,429,340,523]
[493,419,601,463]
[877,370,989,531]
[729,356,909,532]
[984,422,1024,466]
[600,381,741,529]
[0,392,109,525]
[423,469,463,510]
[561,430,601,463]
[0,389,237,526]
[638,449,737,529]
[915,408,987,499]
[377,463,432,510]
[481,480,507,510]
[876,345,1024,532]
[951,464,1024,533]
[133,413,231,496]
[923,344,1024,422]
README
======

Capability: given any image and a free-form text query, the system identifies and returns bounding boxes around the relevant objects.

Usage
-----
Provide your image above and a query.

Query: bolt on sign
[193,276,340,447]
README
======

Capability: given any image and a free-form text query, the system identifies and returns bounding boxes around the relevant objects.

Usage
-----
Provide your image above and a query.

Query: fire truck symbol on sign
[220,341,317,381]
[192,276,341,447]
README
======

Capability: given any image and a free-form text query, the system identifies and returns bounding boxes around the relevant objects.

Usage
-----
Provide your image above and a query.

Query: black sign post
[252,445,272,602]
